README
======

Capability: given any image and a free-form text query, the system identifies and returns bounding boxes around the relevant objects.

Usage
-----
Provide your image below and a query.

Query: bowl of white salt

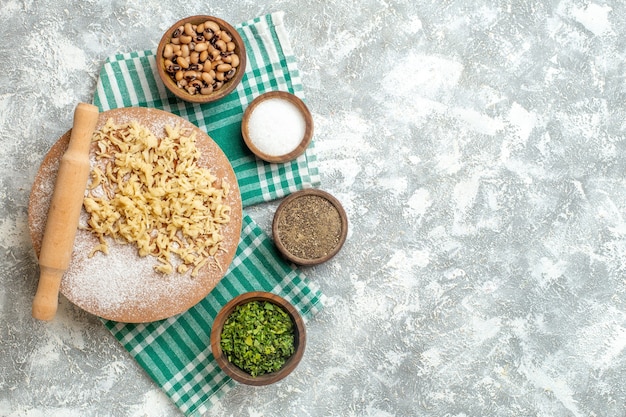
[241,91,313,164]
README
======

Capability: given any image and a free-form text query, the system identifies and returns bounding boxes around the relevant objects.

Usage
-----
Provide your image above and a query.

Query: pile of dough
[83,119,231,277]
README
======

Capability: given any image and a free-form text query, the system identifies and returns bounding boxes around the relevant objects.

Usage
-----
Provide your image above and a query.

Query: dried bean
[176,56,189,69]
[195,42,208,52]
[204,21,220,34]
[163,44,174,59]
[217,63,232,72]
[163,19,241,96]
[184,70,198,80]
[184,23,195,36]
[201,72,214,84]
[220,31,232,43]
[230,54,240,68]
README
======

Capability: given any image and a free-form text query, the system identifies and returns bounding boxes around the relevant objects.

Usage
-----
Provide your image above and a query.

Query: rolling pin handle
[32,267,64,321]
[32,102,99,321]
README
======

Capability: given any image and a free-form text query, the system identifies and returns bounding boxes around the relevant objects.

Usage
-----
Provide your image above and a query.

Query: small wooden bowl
[156,15,246,103]
[272,189,348,266]
[241,91,314,163]
[210,291,306,386]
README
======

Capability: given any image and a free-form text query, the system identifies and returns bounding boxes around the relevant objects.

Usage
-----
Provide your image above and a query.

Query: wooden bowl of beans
[210,291,306,386]
[157,16,246,103]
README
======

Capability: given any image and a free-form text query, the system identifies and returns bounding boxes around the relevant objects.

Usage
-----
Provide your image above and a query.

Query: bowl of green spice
[210,291,306,385]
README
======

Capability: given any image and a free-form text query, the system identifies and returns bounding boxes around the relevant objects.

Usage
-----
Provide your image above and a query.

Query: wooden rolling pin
[32,102,99,321]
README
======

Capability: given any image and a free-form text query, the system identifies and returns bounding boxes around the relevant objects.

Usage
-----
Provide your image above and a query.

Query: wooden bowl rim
[210,291,306,386]
[241,91,314,164]
[156,15,247,103]
[272,189,348,266]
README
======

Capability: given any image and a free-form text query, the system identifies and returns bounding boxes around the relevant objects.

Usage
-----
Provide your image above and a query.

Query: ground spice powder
[276,195,342,260]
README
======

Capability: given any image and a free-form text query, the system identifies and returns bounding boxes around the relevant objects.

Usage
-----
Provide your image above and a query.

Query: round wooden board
[28,107,242,323]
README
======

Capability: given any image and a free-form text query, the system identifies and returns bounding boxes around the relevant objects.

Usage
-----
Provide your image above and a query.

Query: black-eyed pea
[200,86,213,95]
[180,35,193,44]
[199,50,209,62]
[181,44,190,58]
[190,52,200,64]
[225,68,237,80]
[177,79,188,87]
[210,60,223,70]
[222,55,232,64]
[172,26,184,37]
[184,70,198,80]
[163,44,174,59]
[175,70,184,81]
[195,42,208,52]
[205,21,221,34]
[201,72,214,84]
[197,23,205,33]
[176,56,190,69]
[211,49,221,59]
[219,31,232,43]
[215,40,227,52]
[217,63,232,73]
[170,37,181,45]
[230,54,240,68]
[184,23,195,36]
[227,42,236,52]
[216,71,225,82]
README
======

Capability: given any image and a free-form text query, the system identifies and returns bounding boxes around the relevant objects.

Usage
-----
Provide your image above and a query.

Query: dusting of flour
[29,108,241,322]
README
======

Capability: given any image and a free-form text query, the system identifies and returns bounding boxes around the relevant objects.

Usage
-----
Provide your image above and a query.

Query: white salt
[247,98,306,156]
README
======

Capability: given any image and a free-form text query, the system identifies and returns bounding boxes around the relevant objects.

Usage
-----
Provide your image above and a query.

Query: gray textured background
[3,0,626,416]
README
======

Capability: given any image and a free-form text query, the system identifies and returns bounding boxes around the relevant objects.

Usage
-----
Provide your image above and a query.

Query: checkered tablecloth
[92,12,325,416]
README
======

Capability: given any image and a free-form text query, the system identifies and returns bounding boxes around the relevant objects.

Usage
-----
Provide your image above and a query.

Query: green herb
[220,300,295,377]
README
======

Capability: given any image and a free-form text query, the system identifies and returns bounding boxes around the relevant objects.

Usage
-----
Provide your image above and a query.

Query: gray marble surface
[2,0,626,416]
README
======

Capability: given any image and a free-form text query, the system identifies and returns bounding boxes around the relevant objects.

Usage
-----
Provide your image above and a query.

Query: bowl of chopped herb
[210,291,306,385]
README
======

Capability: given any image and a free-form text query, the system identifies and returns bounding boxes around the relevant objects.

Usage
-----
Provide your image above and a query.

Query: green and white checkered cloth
[92,12,325,416]
[93,12,320,205]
